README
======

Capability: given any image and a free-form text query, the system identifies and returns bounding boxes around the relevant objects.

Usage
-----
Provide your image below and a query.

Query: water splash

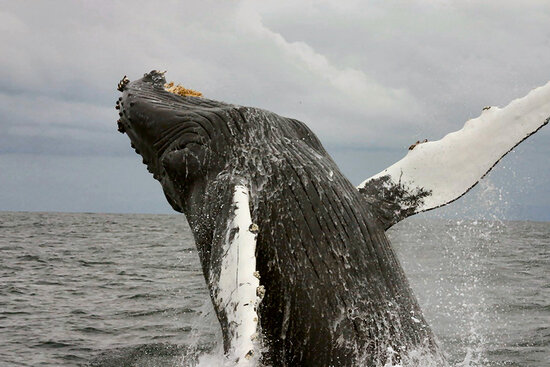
[176,300,220,366]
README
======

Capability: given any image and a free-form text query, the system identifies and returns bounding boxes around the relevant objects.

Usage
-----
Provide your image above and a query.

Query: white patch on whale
[216,184,262,365]
[359,81,550,214]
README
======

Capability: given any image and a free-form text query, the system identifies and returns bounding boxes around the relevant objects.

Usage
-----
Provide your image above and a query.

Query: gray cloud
[0,1,548,216]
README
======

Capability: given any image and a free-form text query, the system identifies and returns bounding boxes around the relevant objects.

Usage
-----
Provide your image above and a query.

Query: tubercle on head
[117,75,130,92]
[115,96,126,134]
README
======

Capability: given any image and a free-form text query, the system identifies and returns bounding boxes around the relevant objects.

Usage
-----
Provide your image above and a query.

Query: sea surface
[0,211,548,366]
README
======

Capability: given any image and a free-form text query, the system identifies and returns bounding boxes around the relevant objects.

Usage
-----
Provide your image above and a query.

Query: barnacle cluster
[164,81,203,97]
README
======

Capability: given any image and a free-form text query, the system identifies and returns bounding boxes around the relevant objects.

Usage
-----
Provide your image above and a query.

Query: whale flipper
[358,82,550,230]
[211,184,261,365]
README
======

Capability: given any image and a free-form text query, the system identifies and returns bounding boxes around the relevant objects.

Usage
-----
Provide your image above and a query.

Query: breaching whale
[115,71,549,366]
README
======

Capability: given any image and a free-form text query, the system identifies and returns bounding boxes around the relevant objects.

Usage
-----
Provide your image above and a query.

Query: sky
[1,0,549,220]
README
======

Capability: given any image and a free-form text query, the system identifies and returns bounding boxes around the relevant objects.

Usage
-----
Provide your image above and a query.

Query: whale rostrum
[116,71,549,366]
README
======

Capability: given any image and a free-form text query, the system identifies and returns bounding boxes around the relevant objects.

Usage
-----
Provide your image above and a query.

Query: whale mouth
[115,71,211,180]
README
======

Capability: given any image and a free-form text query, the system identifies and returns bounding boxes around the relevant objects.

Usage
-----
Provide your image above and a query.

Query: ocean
[0,212,548,366]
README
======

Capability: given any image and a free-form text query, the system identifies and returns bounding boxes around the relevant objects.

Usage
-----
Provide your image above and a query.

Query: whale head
[116,71,329,215]
[116,71,237,212]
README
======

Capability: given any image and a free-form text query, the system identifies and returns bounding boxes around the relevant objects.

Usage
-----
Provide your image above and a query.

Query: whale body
[115,71,549,366]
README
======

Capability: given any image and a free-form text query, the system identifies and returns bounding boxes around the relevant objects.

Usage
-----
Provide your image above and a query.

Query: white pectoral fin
[358,81,550,230]
[216,184,261,365]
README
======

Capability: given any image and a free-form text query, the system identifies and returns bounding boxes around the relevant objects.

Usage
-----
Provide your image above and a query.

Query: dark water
[0,212,548,366]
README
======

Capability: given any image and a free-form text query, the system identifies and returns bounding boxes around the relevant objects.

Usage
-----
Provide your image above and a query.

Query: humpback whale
[115,71,549,366]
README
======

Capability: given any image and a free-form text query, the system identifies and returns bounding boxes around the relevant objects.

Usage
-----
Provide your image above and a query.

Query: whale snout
[115,72,171,178]
[115,71,220,185]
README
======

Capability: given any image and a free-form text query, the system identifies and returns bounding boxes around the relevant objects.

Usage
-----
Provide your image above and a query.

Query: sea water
[0,211,548,366]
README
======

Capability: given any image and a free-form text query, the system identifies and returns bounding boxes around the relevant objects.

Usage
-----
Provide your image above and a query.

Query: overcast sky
[1,1,549,220]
